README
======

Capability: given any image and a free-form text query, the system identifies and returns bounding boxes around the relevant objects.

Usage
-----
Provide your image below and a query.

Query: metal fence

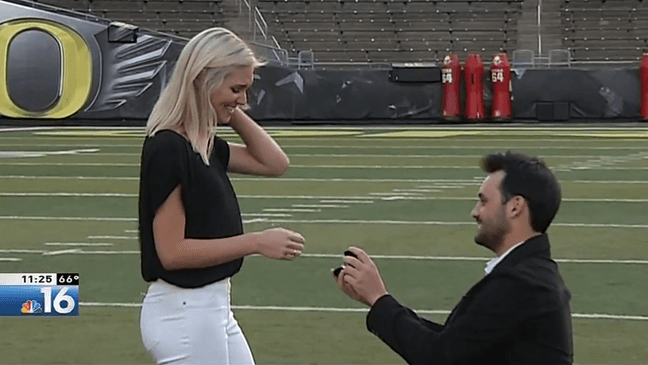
[512,49,638,69]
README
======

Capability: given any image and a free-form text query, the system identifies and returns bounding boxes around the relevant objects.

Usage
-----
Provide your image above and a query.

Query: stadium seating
[30,0,228,38]
[26,0,646,64]
[562,0,648,63]
[258,0,522,63]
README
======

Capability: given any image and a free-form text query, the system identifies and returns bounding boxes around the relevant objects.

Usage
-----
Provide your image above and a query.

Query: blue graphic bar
[0,285,79,316]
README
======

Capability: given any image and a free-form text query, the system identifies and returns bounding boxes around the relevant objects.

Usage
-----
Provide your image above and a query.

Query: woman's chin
[217,114,232,125]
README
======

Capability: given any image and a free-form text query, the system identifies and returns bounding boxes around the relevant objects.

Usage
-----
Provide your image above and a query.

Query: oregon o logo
[0,19,92,119]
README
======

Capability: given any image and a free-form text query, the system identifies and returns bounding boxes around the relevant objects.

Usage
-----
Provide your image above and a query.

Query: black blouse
[138,130,244,288]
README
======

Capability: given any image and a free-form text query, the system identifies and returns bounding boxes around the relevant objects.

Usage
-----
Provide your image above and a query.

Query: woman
[138,27,305,364]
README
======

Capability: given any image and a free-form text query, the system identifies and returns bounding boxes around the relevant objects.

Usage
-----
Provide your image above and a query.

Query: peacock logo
[21,300,42,314]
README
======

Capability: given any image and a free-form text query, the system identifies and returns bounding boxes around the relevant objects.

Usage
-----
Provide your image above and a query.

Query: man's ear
[507,196,526,219]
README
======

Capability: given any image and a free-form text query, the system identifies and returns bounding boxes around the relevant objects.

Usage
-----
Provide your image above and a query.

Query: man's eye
[231,88,240,93]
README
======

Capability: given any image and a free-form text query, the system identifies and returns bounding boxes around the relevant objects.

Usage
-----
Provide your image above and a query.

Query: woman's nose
[237,92,247,106]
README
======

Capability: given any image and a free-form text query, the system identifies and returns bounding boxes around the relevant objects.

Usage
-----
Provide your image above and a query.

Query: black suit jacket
[366,234,573,365]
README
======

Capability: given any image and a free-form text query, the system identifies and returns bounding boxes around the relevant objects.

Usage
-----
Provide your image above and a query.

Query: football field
[0,125,647,364]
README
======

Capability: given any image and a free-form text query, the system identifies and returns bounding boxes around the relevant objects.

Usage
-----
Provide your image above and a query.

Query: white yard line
[45,242,114,247]
[42,249,82,256]
[0,193,138,197]
[290,165,476,169]
[292,204,350,208]
[3,162,646,170]
[288,154,646,158]
[0,216,646,228]
[241,213,293,217]
[262,208,321,213]
[1,141,647,148]
[3,248,647,265]
[320,200,375,204]
[0,143,140,147]
[370,192,422,196]
[1,176,647,184]
[87,236,137,240]
[0,175,139,180]
[3,193,644,202]
[393,189,443,193]
[78,302,648,321]
[0,162,139,166]
[41,150,648,157]
[243,218,268,224]
[0,149,99,158]
[4,247,644,265]
[0,216,136,221]
[299,253,648,265]
[244,219,648,229]
[0,249,44,253]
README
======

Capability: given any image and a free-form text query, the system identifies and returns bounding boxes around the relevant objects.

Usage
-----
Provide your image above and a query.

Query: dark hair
[481,151,561,233]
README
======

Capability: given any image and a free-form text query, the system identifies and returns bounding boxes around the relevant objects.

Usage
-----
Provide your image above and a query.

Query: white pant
[140,278,255,365]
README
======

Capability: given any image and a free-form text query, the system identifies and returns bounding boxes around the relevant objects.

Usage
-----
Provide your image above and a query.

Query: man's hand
[332,246,388,307]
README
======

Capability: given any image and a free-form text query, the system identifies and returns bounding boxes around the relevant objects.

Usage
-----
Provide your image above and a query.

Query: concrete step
[542,19,562,25]
[539,0,565,54]
[219,0,263,42]
[517,0,540,52]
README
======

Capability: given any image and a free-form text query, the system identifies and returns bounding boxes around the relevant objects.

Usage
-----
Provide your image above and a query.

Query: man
[333,151,573,364]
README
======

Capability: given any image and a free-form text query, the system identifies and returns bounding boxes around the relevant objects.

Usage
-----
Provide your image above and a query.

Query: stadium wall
[0,0,643,125]
[250,65,641,123]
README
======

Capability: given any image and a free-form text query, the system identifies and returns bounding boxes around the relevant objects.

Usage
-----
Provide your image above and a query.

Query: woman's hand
[226,108,290,177]
[255,228,305,260]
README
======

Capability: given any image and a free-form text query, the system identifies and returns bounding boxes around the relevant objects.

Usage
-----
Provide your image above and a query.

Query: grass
[0,126,647,364]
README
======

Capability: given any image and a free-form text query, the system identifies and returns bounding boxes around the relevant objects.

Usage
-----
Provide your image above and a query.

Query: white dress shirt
[484,240,526,275]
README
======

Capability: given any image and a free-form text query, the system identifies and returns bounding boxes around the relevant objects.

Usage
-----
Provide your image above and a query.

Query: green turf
[0,127,647,364]
[4,253,646,316]
[1,308,647,365]
[2,195,647,226]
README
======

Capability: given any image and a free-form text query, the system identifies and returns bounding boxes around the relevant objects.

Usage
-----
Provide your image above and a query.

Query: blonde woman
[138,28,305,364]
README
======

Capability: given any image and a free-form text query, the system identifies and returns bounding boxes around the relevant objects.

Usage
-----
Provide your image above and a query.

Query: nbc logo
[21,300,42,314]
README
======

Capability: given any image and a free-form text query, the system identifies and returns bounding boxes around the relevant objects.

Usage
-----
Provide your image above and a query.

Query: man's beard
[474,210,510,252]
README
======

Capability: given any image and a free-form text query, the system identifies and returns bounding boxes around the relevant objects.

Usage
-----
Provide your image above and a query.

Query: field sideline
[0,125,647,364]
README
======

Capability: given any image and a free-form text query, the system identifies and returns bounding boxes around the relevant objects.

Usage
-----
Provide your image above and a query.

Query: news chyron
[0,273,79,316]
